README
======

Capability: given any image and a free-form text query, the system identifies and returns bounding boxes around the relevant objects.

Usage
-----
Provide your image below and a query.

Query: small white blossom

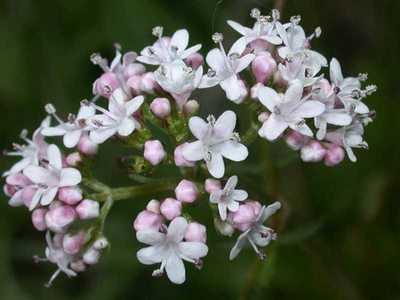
[210,175,248,221]
[199,35,255,102]
[278,55,322,87]
[42,103,96,148]
[136,217,208,284]
[88,88,144,144]
[182,111,248,178]
[23,144,82,210]
[257,81,325,140]
[230,202,281,260]
[137,28,202,66]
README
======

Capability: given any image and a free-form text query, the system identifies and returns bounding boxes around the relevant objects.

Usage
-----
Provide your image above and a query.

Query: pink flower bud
[70,260,87,273]
[258,112,270,123]
[285,131,310,151]
[32,208,48,231]
[251,52,277,84]
[65,152,82,167]
[246,200,262,217]
[93,72,120,98]
[45,205,77,232]
[185,52,204,69]
[144,140,166,166]
[175,179,198,203]
[324,144,345,167]
[150,98,171,119]
[76,199,100,220]
[6,173,31,186]
[126,75,143,95]
[3,184,16,197]
[83,247,100,265]
[204,178,221,194]
[146,199,161,214]
[300,141,327,162]
[160,198,182,220]
[63,231,86,255]
[93,237,109,250]
[174,143,195,167]
[123,63,146,78]
[78,134,98,155]
[230,203,258,232]
[184,222,207,243]
[58,187,83,205]
[133,210,163,232]
[250,83,264,99]
[140,72,159,94]
[183,100,199,115]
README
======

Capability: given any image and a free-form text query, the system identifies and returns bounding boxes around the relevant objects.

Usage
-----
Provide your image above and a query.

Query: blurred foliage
[0,0,399,299]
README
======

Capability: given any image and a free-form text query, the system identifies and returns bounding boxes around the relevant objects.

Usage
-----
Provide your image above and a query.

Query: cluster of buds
[2,7,376,286]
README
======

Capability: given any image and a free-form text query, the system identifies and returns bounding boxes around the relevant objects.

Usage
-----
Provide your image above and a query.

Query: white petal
[198,74,221,89]
[117,118,136,136]
[354,102,370,114]
[227,20,252,36]
[224,175,238,192]
[59,168,82,186]
[90,127,117,144]
[207,153,225,179]
[214,110,236,139]
[205,48,226,73]
[166,254,185,284]
[188,116,209,140]
[258,115,288,141]
[9,158,32,174]
[227,200,239,212]
[228,38,247,56]
[275,22,289,46]
[182,141,204,162]
[180,44,202,60]
[232,189,248,201]
[218,203,228,220]
[167,217,188,243]
[40,187,58,206]
[220,76,242,101]
[235,54,255,73]
[209,190,222,204]
[23,166,51,184]
[77,105,96,119]
[126,96,144,115]
[8,190,24,207]
[29,189,44,211]
[285,81,304,103]
[63,130,82,148]
[229,231,249,260]
[218,141,248,162]
[257,86,280,112]
[294,101,325,118]
[47,144,62,170]
[179,242,208,259]
[136,229,165,245]
[324,112,352,126]
[137,246,163,265]
[136,55,160,65]
[289,122,313,137]
[330,58,344,85]
[41,126,67,137]
[171,29,189,53]
[259,202,281,223]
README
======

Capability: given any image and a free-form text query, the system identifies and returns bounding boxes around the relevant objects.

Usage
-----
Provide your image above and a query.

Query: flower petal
[258,202,281,223]
[171,29,189,53]
[188,116,209,140]
[182,141,204,162]
[227,20,252,36]
[229,230,249,260]
[167,217,188,243]
[47,144,62,170]
[218,141,248,162]
[293,101,325,118]
[40,187,58,206]
[63,130,82,148]
[166,253,185,284]
[179,242,208,259]
[137,246,163,265]
[284,81,304,103]
[206,48,226,73]
[258,115,288,141]
[235,54,255,73]
[117,118,136,136]
[324,112,352,126]
[23,166,51,184]
[41,126,67,137]
[220,76,242,101]
[136,229,165,245]
[214,110,236,140]
[59,168,82,186]
[207,153,225,179]
[330,58,344,85]
[90,127,117,144]
[126,96,144,115]
[232,189,248,201]
[257,86,280,112]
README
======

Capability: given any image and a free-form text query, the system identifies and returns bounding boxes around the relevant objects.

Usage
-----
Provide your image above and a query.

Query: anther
[250,8,261,19]
[290,15,301,25]
[271,9,280,21]
[19,129,29,139]
[152,26,164,38]
[45,103,56,115]
[212,32,224,44]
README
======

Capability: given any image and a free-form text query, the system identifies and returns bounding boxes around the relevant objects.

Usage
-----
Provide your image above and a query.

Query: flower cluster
[2,7,376,286]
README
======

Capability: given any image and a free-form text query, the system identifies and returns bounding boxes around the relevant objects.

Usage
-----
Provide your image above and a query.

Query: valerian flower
[278,55,322,87]
[137,27,202,66]
[199,33,255,103]
[3,117,50,176]
[42,103,96,148]
[229,202,281,260]
[23,144,82,210]
[257,81,325,140]
[136,217,208,284]
[210,175,248,221]
[88,88,144,144]
[182,111,248,178]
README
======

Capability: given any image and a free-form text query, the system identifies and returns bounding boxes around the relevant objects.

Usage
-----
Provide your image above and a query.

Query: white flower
[210,175,248,221]
[23,144,82,210]
[278,55,322,87]
[88,88,144,144]
[329,58,370,114]
[229,201,281,260]
[42,103,96,148]
[227,8,282,47]
[137,28,202,66]
[257,81,325,140]
[154,60,203,108]
[136,217,208,284]
[182,111,248,178]
[276,19,327,71]
[3,117,50,176]
[325,121,368,162]
[199,34,255,102]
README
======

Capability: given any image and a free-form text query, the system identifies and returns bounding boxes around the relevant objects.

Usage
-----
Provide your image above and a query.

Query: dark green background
[0,0,399,299]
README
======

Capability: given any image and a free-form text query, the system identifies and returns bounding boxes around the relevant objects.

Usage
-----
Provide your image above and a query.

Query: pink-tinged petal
[220,76,242,101]
[257,86,280,112]
[182,141,204,161]
[284,81,304,103]
[126,96,144,115]
[40,187,58,206]
[136,229,165,245]
[136,55,160,65]
[293,101,325,118]
[166,254,185,284]
[117,118,136,136]
[258,115,288,141]
[232,189,248,201]
[47,144,62,170]
[205,48,226,73]
[23,166,51,184]
[77,105,96,120]
[330,58,343,85]
[89,127,117,144]
[41,126,67,137]
[218,141,248,162]
[229,231,249,260]
[235,54,255,73]
[188,117,209,140]
[179,242,208,259]
[137,246,163,265]
[289,122,313,137]
[209,190,223,204]
[180,44,202,60]
[8,158,32,175]
[227,20,252,36]
[167,217,188,243]
[8,190,24,207]
[324,112,352,126]
[29,189,44,211]
[259,202,281,223]
[171,29,189,53]
[207,153,225,179]
[214,110,236,139]
[63,130,82,148]
[59,168,82,186]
